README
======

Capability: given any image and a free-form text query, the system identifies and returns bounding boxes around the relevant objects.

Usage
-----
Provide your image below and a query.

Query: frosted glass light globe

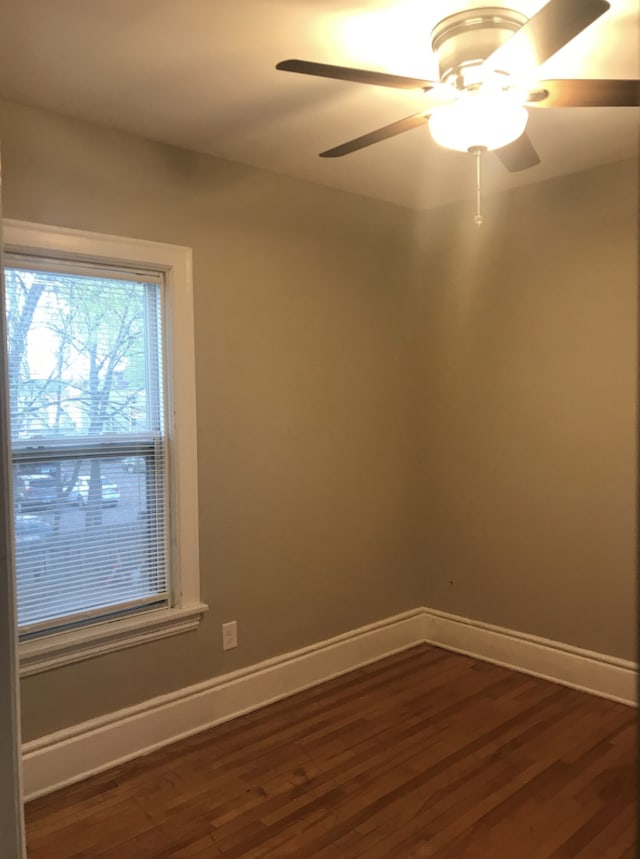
[429,89,528,152]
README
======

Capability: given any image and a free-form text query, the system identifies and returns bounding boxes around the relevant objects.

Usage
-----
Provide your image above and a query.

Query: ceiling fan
[276,0,639,174]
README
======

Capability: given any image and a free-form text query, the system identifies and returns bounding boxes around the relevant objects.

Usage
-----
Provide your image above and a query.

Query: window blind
[5,260,170,636]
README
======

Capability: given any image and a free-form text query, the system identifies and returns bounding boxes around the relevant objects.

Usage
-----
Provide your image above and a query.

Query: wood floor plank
[25,644,637,858]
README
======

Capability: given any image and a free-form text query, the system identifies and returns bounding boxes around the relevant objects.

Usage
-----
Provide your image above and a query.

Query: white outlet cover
[222,621,237,650]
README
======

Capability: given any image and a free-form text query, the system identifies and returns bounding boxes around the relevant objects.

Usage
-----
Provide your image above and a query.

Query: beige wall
[0,99,423,741]
[411,158,637,660]
[0,185,26,857]
[0,98,636,742]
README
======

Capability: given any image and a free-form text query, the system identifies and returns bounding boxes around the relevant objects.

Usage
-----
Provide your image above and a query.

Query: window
[3,221,206,675]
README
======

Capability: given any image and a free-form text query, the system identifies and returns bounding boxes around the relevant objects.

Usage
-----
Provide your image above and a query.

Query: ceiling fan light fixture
[428,90,528,152]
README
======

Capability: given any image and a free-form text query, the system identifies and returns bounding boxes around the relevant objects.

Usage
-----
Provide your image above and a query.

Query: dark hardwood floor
[25,644,637,858]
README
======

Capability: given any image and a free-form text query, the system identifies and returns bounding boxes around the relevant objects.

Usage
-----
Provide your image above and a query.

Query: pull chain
[470,146,486,227]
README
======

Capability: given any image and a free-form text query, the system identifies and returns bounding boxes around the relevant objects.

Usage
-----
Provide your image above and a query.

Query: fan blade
[276,59,438,91]
[320,113,430,157]
[494,132,540,172]
[532,79,640,107]
[485,0,610,73]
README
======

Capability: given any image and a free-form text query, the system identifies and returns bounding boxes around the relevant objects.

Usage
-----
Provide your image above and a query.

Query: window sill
[19,603,208,677]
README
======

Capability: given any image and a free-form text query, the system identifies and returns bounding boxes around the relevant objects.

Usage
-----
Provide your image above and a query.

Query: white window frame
[3,219,207,676]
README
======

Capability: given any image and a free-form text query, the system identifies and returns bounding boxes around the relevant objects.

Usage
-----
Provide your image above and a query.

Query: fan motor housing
[431,7,528,85]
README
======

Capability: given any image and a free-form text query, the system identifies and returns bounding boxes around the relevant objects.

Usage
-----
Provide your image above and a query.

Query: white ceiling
[0,0,637,210]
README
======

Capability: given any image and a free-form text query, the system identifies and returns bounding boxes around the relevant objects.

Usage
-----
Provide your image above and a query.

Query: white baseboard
[422,608,637,707]
[22,608,424,801]
[22,606,638,801]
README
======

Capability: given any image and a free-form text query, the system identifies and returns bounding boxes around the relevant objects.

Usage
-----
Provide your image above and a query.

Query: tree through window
[5,262,169,634]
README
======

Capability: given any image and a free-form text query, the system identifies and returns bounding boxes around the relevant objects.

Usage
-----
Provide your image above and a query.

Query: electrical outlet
[222,620,238,651]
